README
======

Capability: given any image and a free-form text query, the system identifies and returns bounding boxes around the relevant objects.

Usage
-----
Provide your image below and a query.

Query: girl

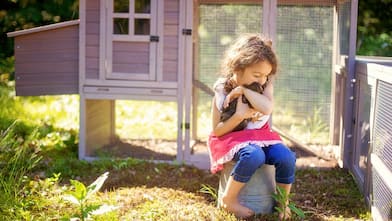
[208,33,296,218]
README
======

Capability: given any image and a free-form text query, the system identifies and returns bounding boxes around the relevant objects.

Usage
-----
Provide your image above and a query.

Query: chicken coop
[7,0,392,220]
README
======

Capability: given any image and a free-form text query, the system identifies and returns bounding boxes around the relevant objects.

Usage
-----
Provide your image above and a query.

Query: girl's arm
[223,75,275,115]
[243,77,274,115]
[211,95,256,137]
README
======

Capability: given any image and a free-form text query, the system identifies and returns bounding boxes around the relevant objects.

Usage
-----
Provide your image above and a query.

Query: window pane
[114,0,129,13]
[134,19,150,35]
[114,18,129,34]
[135,0,150,13]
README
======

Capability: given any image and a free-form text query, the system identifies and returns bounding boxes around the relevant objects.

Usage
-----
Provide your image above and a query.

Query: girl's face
[235,60,272,86]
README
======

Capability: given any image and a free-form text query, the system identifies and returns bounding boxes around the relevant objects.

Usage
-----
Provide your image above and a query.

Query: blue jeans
[231,143,296,184]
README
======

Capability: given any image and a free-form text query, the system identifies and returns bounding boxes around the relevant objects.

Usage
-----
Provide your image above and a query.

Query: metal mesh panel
[274,3,334,144]
[373,169,392,220]
[338,1,351,56]
[196,4,263,140]
[373,80,392,172]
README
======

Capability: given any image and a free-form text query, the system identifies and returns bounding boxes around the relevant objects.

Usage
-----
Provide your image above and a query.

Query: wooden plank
[84,78,177,88]
[162,71,177,81]
[15,37,78,52]
[16,73,78,84]
[113,51,149,63]
[86,34,99,45]
[165,0,180,12]
[16,84,78,96]
[86,58,99,69]
[164,25,178,36]
[16,61,77,74]
[165,12,179,25]
[112,63,149,73]
[86,22,100,34]
[83,86,177,96]
[85,99,115,156]
[15,50,77,62]
[86,0,100,10]
[164,36,178,48]
[197,0,336,6]
[163,61,177,74]
[86,69,99,79]
[86,10,99,23]
[163,48,178,61]
[14,25,78,41]
[84,93,177,101]
[86,46,99,57]
[113,41,150,52]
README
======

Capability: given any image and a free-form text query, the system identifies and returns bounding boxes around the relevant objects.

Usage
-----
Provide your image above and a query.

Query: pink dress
[207,79,282,173]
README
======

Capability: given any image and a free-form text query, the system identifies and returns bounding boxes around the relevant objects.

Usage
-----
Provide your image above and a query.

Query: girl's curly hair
[219,33,278,79]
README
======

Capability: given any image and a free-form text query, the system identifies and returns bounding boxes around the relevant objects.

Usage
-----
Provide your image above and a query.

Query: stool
[217,161,276,214]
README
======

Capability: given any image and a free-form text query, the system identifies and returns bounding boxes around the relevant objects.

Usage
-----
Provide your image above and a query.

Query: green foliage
[0,121,42,220]
[199,184,218,205]
[0,0,79,59]
[357,0,392,56]
[300,107,329,144]
[272,186,305,220]
[357,33,392,57]
[63,172,118,221]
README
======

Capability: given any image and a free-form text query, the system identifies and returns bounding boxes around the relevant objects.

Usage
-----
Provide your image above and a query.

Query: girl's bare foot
[278,206,291,221]
[221,195,254,218]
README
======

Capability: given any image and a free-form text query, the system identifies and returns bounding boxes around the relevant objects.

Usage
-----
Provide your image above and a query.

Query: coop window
[114,0,129,13]
[113,18,129,34]
[135,0,150,13]
[134,19,150,35]
[112,0,151,37]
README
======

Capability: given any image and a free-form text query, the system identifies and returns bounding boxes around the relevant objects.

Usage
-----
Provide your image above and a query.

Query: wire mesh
[338,1,351,56]
[195,4,263,141]
[195,1,349,145]
[373,80,392,172]
[274,1,334,144]
[373,169,392,221]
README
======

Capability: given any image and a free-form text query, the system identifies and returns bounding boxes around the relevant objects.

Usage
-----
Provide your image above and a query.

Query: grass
[0,77,371,220]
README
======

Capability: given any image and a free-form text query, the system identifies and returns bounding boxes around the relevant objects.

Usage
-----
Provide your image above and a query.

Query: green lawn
[0,81,370,220]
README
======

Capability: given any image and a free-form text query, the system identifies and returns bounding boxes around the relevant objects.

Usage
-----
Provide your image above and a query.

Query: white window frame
[102,0,159,81]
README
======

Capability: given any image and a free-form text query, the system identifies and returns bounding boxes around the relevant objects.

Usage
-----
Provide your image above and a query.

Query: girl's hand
[234,95,256,120]
[223,86,244,108]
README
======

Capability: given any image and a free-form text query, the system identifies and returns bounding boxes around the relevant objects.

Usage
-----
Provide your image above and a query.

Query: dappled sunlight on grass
[273,108,330,145]
[16,95,80,131]
[115,100,178,140]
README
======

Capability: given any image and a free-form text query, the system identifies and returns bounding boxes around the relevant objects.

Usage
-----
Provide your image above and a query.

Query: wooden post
[342,0,358,169]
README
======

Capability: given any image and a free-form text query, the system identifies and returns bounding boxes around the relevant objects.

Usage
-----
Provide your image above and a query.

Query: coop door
[105,0,159,81]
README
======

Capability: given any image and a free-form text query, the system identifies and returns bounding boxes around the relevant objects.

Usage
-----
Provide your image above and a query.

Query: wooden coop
[7,0,392,220]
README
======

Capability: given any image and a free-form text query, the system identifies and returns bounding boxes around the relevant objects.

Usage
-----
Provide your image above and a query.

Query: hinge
[182,29,192,35]
[150,35,159,42]
[182,122,190,130]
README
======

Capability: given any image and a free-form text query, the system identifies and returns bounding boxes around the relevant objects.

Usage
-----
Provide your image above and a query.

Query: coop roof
[7,19,79,38]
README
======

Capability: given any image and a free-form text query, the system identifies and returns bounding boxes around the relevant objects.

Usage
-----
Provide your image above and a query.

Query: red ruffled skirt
[207,124,282,173]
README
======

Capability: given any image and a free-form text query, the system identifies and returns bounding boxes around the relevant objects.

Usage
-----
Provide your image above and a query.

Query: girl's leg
[276,182,292,220]
[221,144,265,218]
[263,143,296,218]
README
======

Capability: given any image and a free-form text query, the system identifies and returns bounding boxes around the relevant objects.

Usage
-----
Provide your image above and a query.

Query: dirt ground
[100,138,339,169]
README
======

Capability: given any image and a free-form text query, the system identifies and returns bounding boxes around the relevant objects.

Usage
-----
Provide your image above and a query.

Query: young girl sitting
[208,33,296,219]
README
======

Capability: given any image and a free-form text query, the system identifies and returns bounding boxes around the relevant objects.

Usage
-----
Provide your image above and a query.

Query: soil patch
[99,138,338,169]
